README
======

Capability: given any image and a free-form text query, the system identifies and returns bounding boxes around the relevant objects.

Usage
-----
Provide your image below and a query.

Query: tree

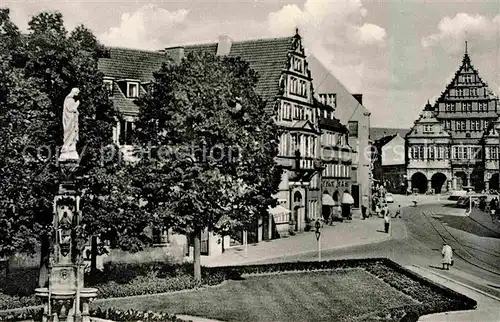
[0,10,153,286]
[135,51,282,281]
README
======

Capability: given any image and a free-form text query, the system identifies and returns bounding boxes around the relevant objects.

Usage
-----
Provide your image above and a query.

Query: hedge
[0,308,184,322]
[0,258,477,322]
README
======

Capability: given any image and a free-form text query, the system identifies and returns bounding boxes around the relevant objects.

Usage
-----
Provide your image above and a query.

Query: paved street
[201,217,391,267]
[201,194,500,320]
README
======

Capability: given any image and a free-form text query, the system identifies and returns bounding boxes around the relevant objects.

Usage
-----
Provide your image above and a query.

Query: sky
[3,0,500,128]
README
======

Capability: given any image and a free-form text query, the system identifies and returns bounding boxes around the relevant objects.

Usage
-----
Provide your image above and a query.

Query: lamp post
[315,220,321,261]
[465,159,472,216]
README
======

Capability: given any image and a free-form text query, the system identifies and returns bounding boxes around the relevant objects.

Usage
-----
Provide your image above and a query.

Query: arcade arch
[411,172,428,194]
[431,172,447,194]
[490,173,499,191]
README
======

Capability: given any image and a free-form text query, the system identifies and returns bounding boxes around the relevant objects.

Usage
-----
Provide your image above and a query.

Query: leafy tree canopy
[0,9,150,258]
[135,51,282,237]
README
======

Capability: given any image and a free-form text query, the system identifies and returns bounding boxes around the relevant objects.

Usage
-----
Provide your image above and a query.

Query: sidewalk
[407,265,500,322]
[201,217,391,267]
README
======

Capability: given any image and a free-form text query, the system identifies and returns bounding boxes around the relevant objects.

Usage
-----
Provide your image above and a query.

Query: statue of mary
[59,88,80,161]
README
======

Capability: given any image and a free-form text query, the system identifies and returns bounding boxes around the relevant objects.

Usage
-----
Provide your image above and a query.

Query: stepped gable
[437,44,497,103]
[407,101,450,138]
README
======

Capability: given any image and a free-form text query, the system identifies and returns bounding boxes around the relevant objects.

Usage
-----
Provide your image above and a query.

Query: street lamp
[315,220,321,261]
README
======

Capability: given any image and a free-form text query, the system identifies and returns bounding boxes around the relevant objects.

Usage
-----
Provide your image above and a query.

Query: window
[444,120,451,130]
[293,105,301,120]
[483,119,490,130]
[463,146,468,160]
[127,82,139,98]
[418,146,424,159]
[455,120,466,131]
[319,93,337,108]
[293,57,303,72]
[479,101,488,112]
[453,146,459,159]
[348,121,358,137]
[104,79,114,97]
[300,80,308,97]
[462,102,472,113]
[491,147,498,160]
[457,88,464,97]
[445,102,455,112]
[282,102,292,120]
[119,120,134,145]
[470,88,478,97]
[470,120,481,131]
[437,146,444,159]
[423,125,432,133]
[428,146,435,159]
[464,74,472,83]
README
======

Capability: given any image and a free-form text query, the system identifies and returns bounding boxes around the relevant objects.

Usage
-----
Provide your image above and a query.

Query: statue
[60,88,80,161]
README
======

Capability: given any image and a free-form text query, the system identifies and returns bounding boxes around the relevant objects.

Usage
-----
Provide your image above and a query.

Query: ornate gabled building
[98,31,358,256]
[407,44,500,193]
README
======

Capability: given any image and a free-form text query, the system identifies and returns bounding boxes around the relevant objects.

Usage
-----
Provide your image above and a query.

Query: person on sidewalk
[361,204,367,220]
[383,204,389,218]
[441,243,453,270]
[383,212,390,233]
[393,205,401,218]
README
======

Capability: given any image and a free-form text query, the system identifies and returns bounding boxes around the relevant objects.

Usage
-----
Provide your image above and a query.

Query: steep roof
[307,55,369,124]
[374,134,397,148]
[98,47,167,82]
[98,37,295,115]
[370,127,410,141]
[437,44,497,102]
[182,37,294,104]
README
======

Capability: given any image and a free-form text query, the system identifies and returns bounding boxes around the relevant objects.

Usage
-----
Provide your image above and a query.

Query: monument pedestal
[35,158,97,322]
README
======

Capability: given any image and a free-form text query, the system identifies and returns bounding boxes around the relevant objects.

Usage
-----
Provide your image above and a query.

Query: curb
[410,265,500,302]
[204,232,392,267]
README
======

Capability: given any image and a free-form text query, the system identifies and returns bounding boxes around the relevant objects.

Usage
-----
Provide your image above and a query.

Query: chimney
[216,35,232,56]
[164,46,184,64]
[353,94,363,105]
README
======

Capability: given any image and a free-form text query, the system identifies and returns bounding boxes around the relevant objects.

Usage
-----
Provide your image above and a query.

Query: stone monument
[60,88,80,162]
[36,88,97,322]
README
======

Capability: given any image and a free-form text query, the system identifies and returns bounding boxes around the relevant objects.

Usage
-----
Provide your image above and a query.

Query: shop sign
[323,180,349,188]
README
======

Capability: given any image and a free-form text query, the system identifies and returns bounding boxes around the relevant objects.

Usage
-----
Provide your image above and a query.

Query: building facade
[98,31,357,255]
[407,45,500,193]
[308,56,371,211]
[372,134,406,194]
[317,100,352,219]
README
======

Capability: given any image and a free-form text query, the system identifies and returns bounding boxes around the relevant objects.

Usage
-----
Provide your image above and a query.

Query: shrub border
[0,258,477,322]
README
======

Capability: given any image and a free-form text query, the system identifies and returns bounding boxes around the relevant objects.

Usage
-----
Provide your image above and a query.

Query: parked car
[456,195,487,208]
[448,190,467,201]
[385,193,394,203]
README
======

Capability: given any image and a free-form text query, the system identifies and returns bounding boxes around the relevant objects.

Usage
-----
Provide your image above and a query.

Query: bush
[91,308,185,322]
[0,293,39,311]
[96,272,198,298]
[0,257,477,322]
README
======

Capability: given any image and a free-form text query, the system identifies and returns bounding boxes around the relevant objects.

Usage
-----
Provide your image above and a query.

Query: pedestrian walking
[383,212,390,233]
[393,205,401,218]
[383,204,389,217]
[489,198,497,222]
[361,204,367,220]
[441,242,453,270]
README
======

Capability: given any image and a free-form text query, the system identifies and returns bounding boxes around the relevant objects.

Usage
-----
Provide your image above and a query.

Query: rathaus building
[407,44,500,193]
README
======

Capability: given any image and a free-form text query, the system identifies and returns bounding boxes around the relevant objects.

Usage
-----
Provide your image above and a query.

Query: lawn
[94,269,417,322]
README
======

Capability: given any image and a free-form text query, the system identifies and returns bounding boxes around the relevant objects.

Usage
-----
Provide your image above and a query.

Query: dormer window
[127,82,139,98]
[104,79,114,97]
